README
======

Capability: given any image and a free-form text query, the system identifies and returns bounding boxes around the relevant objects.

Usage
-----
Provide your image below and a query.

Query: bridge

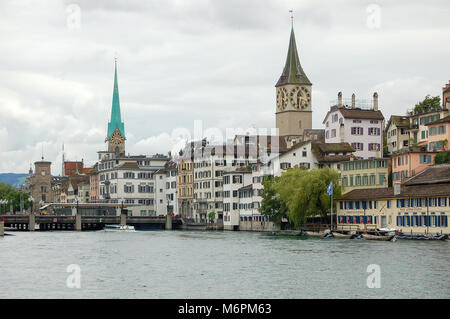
[0,203,182,232]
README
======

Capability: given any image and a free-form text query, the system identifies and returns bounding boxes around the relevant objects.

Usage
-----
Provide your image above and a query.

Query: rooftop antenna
[41,144,44,160]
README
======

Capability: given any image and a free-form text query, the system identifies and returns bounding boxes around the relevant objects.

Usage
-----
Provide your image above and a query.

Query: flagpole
[331,190,333,230]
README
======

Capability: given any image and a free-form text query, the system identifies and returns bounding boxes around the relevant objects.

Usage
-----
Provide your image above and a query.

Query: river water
[0,230,449,299]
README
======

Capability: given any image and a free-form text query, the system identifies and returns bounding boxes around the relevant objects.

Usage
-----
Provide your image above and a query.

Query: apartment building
[340,158,389,194]
[426,115,450,151]
[391,148,437,182]
[386,115,410,154]
[223,168,253,230]
[337,165,450,235]
[323,92,384,159]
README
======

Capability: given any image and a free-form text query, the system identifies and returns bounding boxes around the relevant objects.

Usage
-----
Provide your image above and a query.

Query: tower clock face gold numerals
[289,86,311,110]
[276,87,288,111]
[110,129,123,145]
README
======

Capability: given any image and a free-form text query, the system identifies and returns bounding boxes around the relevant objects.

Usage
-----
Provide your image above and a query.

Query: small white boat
[104,224,136,232]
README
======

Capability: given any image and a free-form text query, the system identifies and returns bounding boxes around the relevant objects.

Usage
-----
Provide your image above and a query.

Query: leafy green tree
[0,182,30,212]
[259,179,288,225]
[435,151,450,164]
[259,167,341,229]
[208,211,216,223]
[414,95,441,114]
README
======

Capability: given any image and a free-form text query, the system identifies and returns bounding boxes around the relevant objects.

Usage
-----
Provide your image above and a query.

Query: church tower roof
[275,23,311,87]
[107,59,125,140]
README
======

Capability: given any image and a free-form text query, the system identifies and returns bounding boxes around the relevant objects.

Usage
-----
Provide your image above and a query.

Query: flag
[327,181,333,195]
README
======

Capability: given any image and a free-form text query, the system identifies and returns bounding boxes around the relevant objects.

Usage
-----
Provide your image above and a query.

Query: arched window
[299,120,302,128]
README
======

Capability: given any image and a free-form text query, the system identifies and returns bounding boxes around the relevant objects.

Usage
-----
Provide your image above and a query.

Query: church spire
[275,19,311,87]
[107,58,125,140]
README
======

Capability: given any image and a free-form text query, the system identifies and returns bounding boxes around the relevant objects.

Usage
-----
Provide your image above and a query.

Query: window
[351,143,364,151]
[368,128,380,136]
[351,127,363,135]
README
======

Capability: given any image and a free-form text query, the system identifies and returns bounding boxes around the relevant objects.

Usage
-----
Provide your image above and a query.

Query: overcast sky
[0,0,449,174]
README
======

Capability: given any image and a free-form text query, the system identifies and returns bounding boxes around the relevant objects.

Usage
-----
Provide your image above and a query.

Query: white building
[223,168,253,230]
[96,152,170,216]
[323,92,384,159]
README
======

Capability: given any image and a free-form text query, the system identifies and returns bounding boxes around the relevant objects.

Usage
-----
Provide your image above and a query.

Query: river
[1,230,449,298]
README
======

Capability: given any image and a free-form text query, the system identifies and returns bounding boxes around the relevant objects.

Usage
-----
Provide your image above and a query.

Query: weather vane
[289,9,293,27]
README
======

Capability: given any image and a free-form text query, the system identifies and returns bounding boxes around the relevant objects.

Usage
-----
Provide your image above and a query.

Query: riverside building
[337,164,450,235]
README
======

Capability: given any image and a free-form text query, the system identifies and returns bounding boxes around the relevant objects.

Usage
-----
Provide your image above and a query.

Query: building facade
[337,165,450,235]
[323,92,384,159]
[340,158,389,194]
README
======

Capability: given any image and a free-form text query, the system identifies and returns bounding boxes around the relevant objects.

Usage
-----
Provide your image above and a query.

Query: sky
[0,0,449,174]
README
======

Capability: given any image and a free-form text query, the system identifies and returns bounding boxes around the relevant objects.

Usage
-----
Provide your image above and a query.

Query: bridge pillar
[29,213,36,232]
[120,212,127,225]
[75,213,82,231]
[0,221,4,236]
[165,213,172,230]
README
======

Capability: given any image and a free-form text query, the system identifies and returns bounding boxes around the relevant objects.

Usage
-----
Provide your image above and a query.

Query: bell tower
[106,58,126,157]
[275,16,312,139]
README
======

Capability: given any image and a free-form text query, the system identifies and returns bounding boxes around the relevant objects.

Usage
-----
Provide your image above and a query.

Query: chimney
[351,93,355,108]
[393,182,401,196]
[373,92,378,111]
[338,92,342,107]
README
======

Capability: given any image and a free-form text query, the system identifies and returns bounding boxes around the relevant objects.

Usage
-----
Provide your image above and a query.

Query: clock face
[41,171,46,176]
[276,87,288,111]
[290,86,311,110]
[110,129,123,145]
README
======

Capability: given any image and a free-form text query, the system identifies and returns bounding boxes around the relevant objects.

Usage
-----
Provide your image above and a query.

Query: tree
[414,95,441,114]
[0,182,30,212]
[435,151,450,164]
[259,179,288,225]
[259,167,341,229]
[208,211,216,223]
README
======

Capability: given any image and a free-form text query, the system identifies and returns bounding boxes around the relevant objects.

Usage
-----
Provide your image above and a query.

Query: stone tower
[32,159,52,204]
[275,22,312,139]
[106,59,126,157]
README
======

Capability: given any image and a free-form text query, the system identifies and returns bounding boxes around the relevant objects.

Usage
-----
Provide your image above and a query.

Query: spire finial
[289,9,293,28]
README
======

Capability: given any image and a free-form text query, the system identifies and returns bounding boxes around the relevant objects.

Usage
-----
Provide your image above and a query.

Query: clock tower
[106,59,126,157]
[275,21,312,139]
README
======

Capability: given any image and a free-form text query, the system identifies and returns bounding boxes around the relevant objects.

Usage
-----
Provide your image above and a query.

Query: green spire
[275,24,311,87]
[107,59,125,140]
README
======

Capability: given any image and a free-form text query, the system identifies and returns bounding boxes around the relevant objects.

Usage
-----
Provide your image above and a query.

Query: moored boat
[395,234,448,241]
[361,233,395,241]
[331,231,354,239]
[104,224,136,232]
[303,231,327,238]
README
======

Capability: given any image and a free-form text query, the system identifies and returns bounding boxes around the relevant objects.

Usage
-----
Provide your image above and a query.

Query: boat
[331,231,354,239]
[104,225,136,232]
[303,231,327,238]
[361,233,395,241]
[271,230,303,237]
[395,234,448,241]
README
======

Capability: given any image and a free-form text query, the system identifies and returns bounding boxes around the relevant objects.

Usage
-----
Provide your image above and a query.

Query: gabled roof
[275,26,311,87]
[403,164,450,186]
[386,115,410,130]
[340,183,450,200]
[311,142,355,163]
[323,106,384,123]
[118,162,139,169]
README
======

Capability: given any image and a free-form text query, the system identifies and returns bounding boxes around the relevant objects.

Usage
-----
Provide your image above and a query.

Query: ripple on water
[0,231,449,299]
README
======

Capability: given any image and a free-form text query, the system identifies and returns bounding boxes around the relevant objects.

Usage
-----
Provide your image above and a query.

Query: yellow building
[340,158,389,194]
[337,164,450,235]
